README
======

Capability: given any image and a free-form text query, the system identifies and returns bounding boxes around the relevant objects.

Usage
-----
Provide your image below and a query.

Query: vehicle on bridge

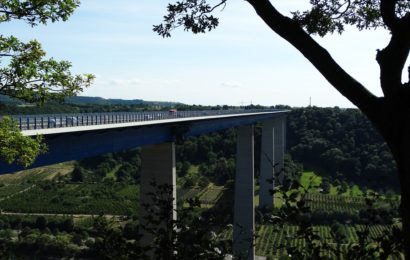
[168,109,177,117]
[48,116,77,127]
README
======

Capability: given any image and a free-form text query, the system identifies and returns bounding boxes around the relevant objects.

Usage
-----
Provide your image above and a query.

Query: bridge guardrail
[5,109,279,131]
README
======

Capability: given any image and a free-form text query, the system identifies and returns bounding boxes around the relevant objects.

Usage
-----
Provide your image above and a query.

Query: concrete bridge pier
[259,117,286,209]
[139,142,177,247]
[233,125,255,260]
[273,117,286,184]
[259,119,275,209]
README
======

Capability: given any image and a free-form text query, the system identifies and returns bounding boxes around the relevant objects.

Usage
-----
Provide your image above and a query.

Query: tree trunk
[397,156,410,259]
[390,125,410,258]
[372,99,410,258]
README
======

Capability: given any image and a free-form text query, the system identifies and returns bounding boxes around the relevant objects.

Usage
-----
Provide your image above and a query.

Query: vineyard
[0,162,74,184]
[221,224,390,257]
[0,166,400,258]
[178,187,202,202]
[0,183,32,199]
[0,183,139,215]
[304,193,366,213]
[178,184,226,206]
[0,180,224,215]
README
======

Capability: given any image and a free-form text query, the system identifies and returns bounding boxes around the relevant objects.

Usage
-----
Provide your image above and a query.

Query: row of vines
[0,183,139,215]
[221,224,390,257]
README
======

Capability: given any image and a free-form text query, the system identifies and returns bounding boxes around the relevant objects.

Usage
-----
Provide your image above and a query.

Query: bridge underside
[0,112,284,174]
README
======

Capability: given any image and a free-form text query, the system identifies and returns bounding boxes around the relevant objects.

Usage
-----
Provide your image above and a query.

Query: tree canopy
[0,0,93,166]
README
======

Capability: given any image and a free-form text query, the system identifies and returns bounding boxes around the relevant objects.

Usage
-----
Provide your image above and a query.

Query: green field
[0,183,139,215]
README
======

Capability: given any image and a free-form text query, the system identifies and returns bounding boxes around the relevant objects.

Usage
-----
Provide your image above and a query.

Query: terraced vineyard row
[304,193,367,213]
[0,184,32,199]
[199,185,225,205]
[177,187,202,202]
[222,224,390,257]
[0,162,74,184]
[178,185,225,205]
[0,183,139,215]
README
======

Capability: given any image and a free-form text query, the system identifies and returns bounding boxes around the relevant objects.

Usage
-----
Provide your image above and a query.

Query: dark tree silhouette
[156,0,410,257]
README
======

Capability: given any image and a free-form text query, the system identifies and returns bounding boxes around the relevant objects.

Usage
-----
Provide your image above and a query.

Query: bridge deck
[21,110,281,136]
[1,109,288,174]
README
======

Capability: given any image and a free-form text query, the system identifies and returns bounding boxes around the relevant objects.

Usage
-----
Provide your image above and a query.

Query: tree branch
[208,0,227,13]
[332,0,351,20]
[376,13,410,98]
[246,0,378,114]
[0,54,15,57]
[380,0,399,31]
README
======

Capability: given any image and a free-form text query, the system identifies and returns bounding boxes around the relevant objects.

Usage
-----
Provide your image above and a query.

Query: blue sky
[3,1,408,107]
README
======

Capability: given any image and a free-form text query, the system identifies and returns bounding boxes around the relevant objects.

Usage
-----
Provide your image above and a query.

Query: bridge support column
[259,117,286,209]
[233,125,255,260]
[139,142,177,249]
[259,120,274,209]
[274,117,286,184]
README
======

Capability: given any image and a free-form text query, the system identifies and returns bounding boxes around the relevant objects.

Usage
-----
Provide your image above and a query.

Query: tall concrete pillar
[274,117,286,183]
[259,120,275,209]
[139,142,176,247]
[233,125,255,260]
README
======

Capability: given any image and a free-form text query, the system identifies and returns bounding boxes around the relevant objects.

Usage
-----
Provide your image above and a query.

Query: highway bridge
[2,109,288,259]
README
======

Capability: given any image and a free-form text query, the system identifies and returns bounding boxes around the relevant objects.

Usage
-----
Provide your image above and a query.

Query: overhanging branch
[376,12,410,98]
[246,0,378,114]
[380,0,399,31]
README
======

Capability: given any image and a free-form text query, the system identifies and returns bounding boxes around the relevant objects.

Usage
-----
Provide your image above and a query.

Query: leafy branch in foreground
[140,181,229,259]
[0,0,94,166]
[0,116,46,166]
[0,0,80,26]
[153,0,227,37]
[0,36,94,104]
[268,171,403,259]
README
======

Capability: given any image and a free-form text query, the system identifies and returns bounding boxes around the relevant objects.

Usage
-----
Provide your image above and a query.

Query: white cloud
[221,81,242,88]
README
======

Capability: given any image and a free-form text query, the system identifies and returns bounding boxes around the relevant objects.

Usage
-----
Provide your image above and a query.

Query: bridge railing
[6,109,278,131]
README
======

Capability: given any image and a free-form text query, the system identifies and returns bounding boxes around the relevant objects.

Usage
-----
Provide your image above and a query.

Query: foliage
[153,0,226,37]
[0,0,79,25]
[264,170,403,259]
[139,182,229,259]
[0,0,94,167]
[287,107,398,190]
[0,116,46,166]
[0,36,94,104]
[291,0,410,36]
[70,164,84,182]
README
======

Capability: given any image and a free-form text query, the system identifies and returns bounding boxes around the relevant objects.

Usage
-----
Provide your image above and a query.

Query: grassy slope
[0,162,75,184]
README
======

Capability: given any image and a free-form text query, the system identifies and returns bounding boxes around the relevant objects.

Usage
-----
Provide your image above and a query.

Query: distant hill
[64,96,145,105]
[0,94,181,107]
[0,94,24,105]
